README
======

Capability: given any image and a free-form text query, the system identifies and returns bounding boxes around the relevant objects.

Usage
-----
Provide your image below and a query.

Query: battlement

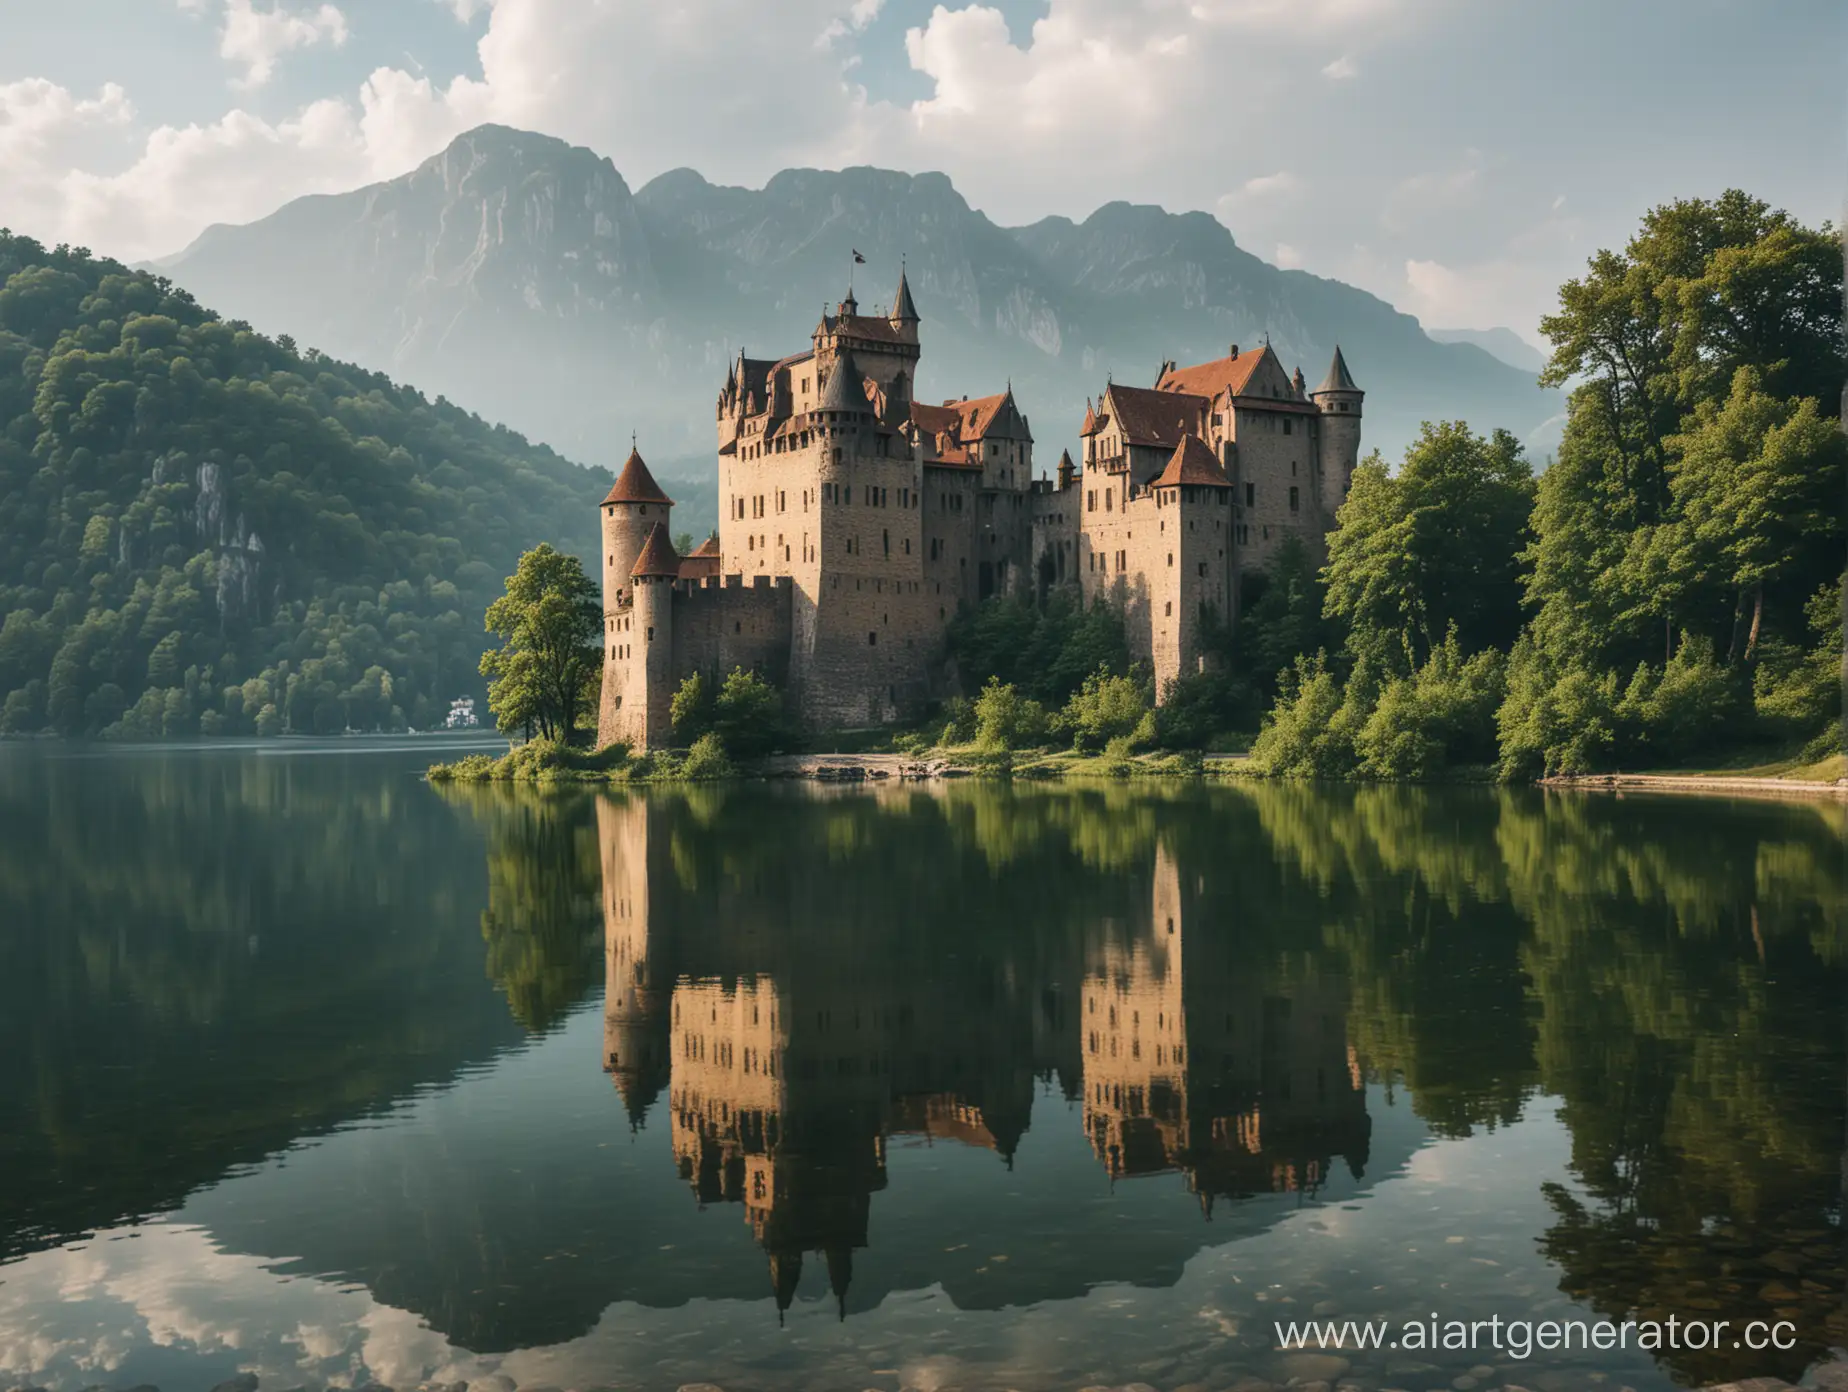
[675,572,796,596]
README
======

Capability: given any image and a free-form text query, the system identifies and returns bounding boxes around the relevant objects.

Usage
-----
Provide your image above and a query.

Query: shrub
[940,696,978,745]
[1618,636,1740,764]
[1251,652,1368,777]
[681,732,735,780]
[1057,667,1151,752]
[973,677,1049,753]
[1153,668,1248,750]
[671,672,712,744]
[713,667,787,758]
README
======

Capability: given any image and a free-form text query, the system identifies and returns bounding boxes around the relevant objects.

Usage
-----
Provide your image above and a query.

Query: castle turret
[1309,346,1363,514]
[602,447,675,612]
[889,266,919,344]
[629,523,680,748]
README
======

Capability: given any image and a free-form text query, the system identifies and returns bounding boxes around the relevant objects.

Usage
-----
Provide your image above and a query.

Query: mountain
[155,124,1564,480]
[0,231,610,737]
[1427,327,1548,375]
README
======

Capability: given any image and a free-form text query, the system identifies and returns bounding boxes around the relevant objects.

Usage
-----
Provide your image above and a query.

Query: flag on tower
[851,249,865,264]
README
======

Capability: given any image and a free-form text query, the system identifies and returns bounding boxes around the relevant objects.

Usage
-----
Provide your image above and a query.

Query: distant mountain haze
[1427,327,1549,376]
[156,124,1564,487]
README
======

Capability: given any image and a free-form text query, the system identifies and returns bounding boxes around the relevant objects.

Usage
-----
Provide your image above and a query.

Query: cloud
[1274,242,1304,269]
[216,0,351,89]
[1321,54,1357,79]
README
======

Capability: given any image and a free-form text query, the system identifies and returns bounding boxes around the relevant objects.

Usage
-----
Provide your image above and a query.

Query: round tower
[1309,346,1364,513]
[629,522,680,749]
[601,445,675,611]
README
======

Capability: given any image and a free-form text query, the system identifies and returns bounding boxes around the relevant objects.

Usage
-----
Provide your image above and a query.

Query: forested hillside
[0,231,610,737]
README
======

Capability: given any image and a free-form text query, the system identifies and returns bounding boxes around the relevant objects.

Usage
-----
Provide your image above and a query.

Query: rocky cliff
[157,124,1562,478]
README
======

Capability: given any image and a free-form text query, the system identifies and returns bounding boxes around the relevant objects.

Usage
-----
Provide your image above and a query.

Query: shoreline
[1542,771,1848,802]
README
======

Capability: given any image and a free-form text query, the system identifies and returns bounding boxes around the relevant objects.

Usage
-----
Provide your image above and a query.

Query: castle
[597,271,1363,750]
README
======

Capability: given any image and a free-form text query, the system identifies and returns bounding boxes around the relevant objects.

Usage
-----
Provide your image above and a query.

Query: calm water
[1,744,1844,1392]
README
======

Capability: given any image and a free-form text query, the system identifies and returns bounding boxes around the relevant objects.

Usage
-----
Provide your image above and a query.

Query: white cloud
[1275,242,1303,269]
[1321,54,1357,79]
[217,0,350,89]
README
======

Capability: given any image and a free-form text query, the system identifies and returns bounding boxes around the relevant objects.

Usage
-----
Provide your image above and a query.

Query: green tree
[1323,423,1534,671]
[480,544,602,743]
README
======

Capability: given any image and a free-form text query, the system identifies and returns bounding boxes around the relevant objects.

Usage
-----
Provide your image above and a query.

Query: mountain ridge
[156,123,1563,477]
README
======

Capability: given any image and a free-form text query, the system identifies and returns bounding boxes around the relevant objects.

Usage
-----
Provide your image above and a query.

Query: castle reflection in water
[594,793,1371,1317]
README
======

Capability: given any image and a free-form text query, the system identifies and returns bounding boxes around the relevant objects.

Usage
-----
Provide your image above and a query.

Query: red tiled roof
[678,555,721,580]
[910,401,960,437]
[1153,434,1232,489]
[1103,384,1208,448]
[1157,345,1270,400]
[603,448,674,505]
[688,535,721,558]
[629,523,681,577]
[950,392,1009,440]
[1080,401,1098,436]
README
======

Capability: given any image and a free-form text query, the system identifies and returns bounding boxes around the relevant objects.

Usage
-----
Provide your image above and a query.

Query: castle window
[1167,552,1174,567]
[1104,491,1112,513]
[1284,418,1292,435]
[1291,460,1298,476]
[646,627,654,641]
[1165,601,1172,617]
[1198,562,1208,577]
[1245,482,1255,506]
[1339,402,1349,412]
[1087,490,1095,512]
[868,631,877,646]
[1289,486,1300,512]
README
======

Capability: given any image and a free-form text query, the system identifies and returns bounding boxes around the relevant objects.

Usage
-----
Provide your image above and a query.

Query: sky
[2,0,1841,344]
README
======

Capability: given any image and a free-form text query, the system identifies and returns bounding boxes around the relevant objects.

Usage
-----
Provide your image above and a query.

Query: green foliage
[670,671,711,744]
[1524,192,1843,688]
[0,230,607,738]
[1495,637,1624,779]
[948,590,1130,705]
[671,666,788,759]
[1752,583,1844,742]
[1235,535,1336,702]
[479,544,602,743]
[680,731,735,779]
[712,667,787,759]
[1323,422,1534,672]
[1354,636,1505,779]
[1055,666,1152,753]
[972,676,1049,753]
[1250,652,1368,777]
[1256,634,1507,781]
[1153,668,1243,751]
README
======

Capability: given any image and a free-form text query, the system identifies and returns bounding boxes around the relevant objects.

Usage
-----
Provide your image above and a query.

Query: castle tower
[1309,347,1363,516]
[600,794,671,1129]
[627,523,681,748]
[602,446,675,612]
[1148,434,1234,693]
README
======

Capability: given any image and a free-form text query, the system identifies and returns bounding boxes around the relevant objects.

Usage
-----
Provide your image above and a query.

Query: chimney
[1230,344,1240,359]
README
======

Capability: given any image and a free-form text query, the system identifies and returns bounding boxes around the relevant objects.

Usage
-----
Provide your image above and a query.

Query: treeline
[0,230,610,738]
[1260,191,1844,779]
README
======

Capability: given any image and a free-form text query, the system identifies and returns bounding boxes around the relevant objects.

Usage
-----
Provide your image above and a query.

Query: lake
[0,744,1843,1392]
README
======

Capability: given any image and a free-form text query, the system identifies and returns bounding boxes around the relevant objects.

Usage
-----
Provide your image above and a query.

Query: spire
[769,1251,804,1321]
[629,522,681,577]
[1314,345,1360,395]
[602,445,675,506]
[819,348,868,414]
[825,1244,853,1322]
[891,262,919,324]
